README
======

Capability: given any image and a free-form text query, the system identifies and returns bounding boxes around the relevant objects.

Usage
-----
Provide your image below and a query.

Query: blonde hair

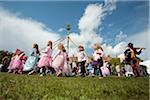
[93,43,103,51]
[58,43,64,50]
[78,45,84,51]
[33,43,37,48]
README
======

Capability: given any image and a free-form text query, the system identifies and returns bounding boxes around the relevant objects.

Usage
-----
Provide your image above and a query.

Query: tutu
[52,55,64,69]
[38,56,52,68]
[11,59,21,69]
[101,66,110,77]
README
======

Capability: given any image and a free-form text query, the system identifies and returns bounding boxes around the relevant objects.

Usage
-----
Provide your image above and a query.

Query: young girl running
[38,41,53,76]
[23,43,40,72]
[52,43,65,77]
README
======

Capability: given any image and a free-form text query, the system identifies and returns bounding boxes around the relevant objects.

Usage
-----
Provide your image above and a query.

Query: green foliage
[0,73,149,100]
[109,58,121,66]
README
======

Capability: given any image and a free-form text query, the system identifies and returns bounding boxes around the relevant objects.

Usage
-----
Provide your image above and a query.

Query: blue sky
[1,1,148,40]
[0,0,149,59]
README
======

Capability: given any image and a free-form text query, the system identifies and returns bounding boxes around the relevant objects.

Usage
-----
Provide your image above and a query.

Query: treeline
[0,50,13,72]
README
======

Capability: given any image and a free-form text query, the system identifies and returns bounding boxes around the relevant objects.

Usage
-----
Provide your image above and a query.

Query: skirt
[101,66,110,77]
[52,55,64,69]
[38,56,52,68]
[11,59,21,69]
[23,56,39,71]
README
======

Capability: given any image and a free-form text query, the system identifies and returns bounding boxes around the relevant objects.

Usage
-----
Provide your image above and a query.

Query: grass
[0,72,149,100]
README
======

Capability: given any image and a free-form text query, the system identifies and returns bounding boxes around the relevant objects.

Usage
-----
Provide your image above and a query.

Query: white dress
[62,52,72,76]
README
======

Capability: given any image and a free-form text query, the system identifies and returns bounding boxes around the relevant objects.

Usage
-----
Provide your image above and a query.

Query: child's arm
[52,50,60,61]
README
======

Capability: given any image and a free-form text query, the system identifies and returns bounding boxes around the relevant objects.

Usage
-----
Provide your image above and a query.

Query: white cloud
[0,7,60,54]
[125,29,150,60]
[112,29,149,61]
[102,42,127,57]
[58,28,65,32]
[115,31,127,43]
[68,0,116,56]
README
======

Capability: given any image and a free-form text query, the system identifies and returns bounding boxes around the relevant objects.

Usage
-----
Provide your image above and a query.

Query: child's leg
[80,61,86,76]
[40,67,46,76]
[99,67,103,77]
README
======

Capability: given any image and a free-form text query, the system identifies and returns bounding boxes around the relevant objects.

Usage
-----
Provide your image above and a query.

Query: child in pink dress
[8,49,21,73]
[52,43,65,77]
[38,41,52,76]
[11,51,25,74]
[101,61,110,77]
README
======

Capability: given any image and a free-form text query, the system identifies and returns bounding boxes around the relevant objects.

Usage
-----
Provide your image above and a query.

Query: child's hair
[93,43,103,51]
[47,40,52,49]
[33,43,40,54]
[63,48,66,52]
[78,45,84,51]
[58,43,64,50]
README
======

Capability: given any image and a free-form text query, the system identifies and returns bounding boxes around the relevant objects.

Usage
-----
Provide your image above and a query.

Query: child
[72,61,78,75]
[115,65,121,77]
[52,43,65,77]
[77,45,87,77]
[101,61,110,77]
[62,49,72,76]
[86,62,94,76]
[18,52,27,74]
[11,50,25,74]
[23,43,40,72]
[8,49,20,73]
[92,43,104,78]
[38,41,53,76]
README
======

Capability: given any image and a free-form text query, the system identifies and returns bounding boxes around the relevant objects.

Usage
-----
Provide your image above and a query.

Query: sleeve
[41,47,49,53]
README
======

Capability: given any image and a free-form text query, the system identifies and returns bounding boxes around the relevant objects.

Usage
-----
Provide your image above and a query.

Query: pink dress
[11,55,22,70]
[52,50,65,71]
[38,46,52,68]
[8,57,15,70]
[101,63,110,77]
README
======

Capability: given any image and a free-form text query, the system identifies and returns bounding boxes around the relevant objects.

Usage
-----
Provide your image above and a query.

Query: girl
[38,41,53,76]
[11,50,25,74]
[52,43,65,77]
[23,43,40,72]
[92,43,104,78]
[8,49,20,73]
[77,45,87,77]
[101,61,110,77]
[62,49,72,76]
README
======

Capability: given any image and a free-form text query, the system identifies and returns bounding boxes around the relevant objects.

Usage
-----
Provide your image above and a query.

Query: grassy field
[0,72,149,100]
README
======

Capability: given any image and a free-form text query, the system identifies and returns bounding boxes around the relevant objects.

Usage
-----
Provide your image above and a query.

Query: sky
[0,0,149,60]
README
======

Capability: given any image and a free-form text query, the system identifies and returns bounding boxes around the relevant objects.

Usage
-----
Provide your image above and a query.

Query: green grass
[0,72,149,100]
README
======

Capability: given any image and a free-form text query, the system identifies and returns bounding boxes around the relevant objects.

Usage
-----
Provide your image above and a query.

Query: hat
[15,49,21,55]
[128,43,133,48]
